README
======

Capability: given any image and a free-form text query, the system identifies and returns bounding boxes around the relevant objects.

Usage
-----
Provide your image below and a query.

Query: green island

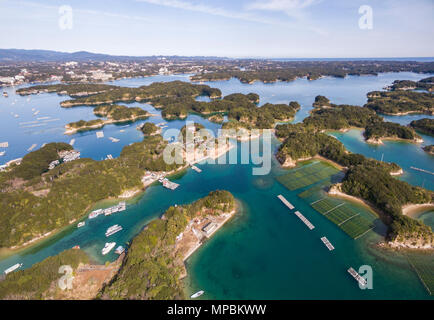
[410,118,434,136]
[20,82,299,126]
[422,145,434,155]
[365,90,433,115]
[0,249,90,299]
[139,122,161,136]
[363,121,421,144]
[388,76,433,92]
[16,83,119,97]
[304,96,421,144]
[0,135,183,248]
[190,61,434,84]
[0,191,236,300]
[99,190,235,300]
[65,104,150,134]
[275,114,433,247]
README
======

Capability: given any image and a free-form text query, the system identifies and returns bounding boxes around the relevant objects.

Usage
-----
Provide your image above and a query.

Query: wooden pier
[320,236,335,251]
[410,166,434,176]
[294,211,315,230]
[277,195,295,210]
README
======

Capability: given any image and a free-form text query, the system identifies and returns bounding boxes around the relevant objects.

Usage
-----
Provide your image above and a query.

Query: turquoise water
[0,72,433,299]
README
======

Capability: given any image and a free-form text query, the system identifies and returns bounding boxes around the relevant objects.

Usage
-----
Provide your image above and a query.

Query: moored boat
[4,263,23,275]
[77,221,85,228]
[102,242,116,255]
[190,290,204,299]
[105,224,123,237]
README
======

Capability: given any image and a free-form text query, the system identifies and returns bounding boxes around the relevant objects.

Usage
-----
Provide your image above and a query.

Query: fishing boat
[4,263,23,275]
[89,209,103,219]
[102,242,116,255]
[77,221,85,228]
[190,290,204,299]
[105,224,123,237]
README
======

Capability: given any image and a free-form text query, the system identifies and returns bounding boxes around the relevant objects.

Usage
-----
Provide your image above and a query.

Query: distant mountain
[0,49,225,62]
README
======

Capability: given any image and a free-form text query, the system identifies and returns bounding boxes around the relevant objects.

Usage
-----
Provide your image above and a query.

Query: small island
[388,76,433,92]
[423,145,434,155]
[275,110,433,249]
[0,191,236,300]
[365,90,433,115]
[64,104,150,134]
[410,118,434,136]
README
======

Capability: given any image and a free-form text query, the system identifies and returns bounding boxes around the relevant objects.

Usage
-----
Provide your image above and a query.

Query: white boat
[77,221,85,228]
[190,290,204,299]
[0,151,5,156]
[115,246,125,255]
[105,224,123,237]
[102,242,116,255]
[4,263,23,275]
[89,209,103,219]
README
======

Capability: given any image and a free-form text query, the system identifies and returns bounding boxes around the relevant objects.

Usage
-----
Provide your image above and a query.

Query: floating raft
[294,211,315,230]
[347,267,367,287]
[277,194,295,210]
[320,236,335,251]
[0,142,9,148]
[410,166,434,176]
[96,131,104,138]
[191,165,202,173]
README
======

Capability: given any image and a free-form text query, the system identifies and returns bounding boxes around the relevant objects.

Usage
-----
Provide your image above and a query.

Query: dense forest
[190,61,434,84]
[0,249,89,299]
[389,76,433,92]
[0,135,183,248]
[364,121,420,142]
[410,118,434,136]
[275,112,433,244]
[16,83,119,97]
[99,190,235,300]
[365,90,433,115]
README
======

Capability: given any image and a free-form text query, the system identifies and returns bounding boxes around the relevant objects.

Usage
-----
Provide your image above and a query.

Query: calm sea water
[0,72,433,299]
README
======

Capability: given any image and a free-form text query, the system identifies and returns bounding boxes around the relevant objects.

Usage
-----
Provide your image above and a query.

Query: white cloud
[247,0,319,17]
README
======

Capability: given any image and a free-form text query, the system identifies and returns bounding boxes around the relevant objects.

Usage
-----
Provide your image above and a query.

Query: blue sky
[0,0,433,57]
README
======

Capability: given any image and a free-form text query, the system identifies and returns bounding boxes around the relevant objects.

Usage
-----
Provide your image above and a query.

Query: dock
[277,194,295,210]
[191,165,202,173]
[106,154,113,160]
[320,236,335,251]
[347,267,367,287]
[27,144,37,152]
[410,166,434,176]
[0,142,9,148]
[159,178,180,190]
[294,211,315,230]
[96,131,104,139]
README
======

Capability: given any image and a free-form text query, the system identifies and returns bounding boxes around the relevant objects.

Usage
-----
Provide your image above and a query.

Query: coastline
[402,203,434,219]
[0,141,236,254]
